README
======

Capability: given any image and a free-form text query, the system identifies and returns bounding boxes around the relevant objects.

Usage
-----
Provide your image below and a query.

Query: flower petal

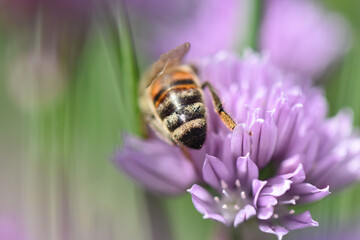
[276,163,305,184]
[258,221,289,240]
[249,110,277,168]
[231,124,251,157]
[257,195,278,207]
[277,155,302,175]
[282,211,318,230]
[187,185,226,225]
[203,155,232,191]
[261,178,292,197]
[273,100,303,159]
[114,135,197,195]
[233,204,256,227]
[201,132,238,182]
[289,183,330,204]
[253,179,267,206]
[257,206,274,220]
[236,154,259,192]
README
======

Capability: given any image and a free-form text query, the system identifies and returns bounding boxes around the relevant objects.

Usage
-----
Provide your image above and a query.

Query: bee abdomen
[156,88,203,119]
[172,118,207,149]
[164,102,206,132]
[151,74,207,149]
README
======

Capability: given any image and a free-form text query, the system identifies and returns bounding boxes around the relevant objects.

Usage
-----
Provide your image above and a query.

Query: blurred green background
[0,0,360,239]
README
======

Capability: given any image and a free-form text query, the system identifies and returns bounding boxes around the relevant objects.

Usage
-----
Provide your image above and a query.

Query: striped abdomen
[151,72,207,149]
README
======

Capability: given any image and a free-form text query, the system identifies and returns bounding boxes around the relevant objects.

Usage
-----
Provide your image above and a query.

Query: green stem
[212,220,270,240]
[231,227,241,240]
[248,0,263,51]
[143,191,174,240]
[211,224,240,240]
[238,219,270,240]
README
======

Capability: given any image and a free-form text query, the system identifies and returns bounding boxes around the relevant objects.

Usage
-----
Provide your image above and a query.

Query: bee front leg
[201,82,236,130]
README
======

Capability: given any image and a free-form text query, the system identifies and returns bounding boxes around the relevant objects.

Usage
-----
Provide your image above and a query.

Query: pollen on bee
[180,114,186,122]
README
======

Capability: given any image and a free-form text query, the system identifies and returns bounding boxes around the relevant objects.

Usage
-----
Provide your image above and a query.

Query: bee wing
[144,42,191,87]
[146,114,175,145]
[138,42,191,143]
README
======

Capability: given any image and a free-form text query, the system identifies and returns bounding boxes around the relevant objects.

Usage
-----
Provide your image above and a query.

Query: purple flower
[114,51,360,239]
[125,0,241,63]
[197,52,360,192]
[114,135,198,195]
[188,152,328,240]
[260,0,350,78]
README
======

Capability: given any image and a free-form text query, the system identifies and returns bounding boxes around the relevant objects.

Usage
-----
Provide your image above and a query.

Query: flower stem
[231,227,241,240]
[143,191,174,240]
[212,224,240,240]
[248,0,263,51]
[238,219,269,240]
[212,220,269,240]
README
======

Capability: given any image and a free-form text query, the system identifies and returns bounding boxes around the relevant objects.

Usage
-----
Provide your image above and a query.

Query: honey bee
[139,42,236,149]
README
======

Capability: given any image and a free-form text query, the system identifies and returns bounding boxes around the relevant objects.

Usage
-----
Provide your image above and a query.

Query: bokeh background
[1,0,360,239]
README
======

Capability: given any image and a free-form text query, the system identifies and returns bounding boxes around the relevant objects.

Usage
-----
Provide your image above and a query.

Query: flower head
[114,51,360,239]
[260,0,350,78]
[125,0,241,62]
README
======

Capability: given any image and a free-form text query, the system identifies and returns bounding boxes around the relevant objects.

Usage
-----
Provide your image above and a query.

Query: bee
[139,42,236,149]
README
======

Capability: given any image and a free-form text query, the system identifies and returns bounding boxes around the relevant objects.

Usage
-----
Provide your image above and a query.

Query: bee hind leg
[201,82,236,130]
